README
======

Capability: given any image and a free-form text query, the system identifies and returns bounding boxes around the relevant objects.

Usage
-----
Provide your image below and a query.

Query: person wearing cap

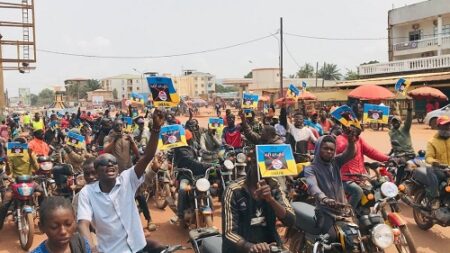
[63,129,94,174]
[132,116,150,147]
[305,111,324,136]
[200,125,221,163]
[29,129,51,156]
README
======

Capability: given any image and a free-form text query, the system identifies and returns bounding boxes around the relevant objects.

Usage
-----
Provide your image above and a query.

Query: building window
[201,84,204,88]
[409,30,422,41]
[136,87,140,91]
[122,87,125,91]
[434,24,450,37]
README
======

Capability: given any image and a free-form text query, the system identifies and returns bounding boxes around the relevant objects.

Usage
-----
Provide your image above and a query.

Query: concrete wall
[389,0,450,25]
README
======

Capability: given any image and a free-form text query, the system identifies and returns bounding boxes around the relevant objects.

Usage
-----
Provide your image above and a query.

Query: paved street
[0,115,449,253]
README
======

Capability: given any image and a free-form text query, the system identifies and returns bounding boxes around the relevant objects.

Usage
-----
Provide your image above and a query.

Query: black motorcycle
[400,164,450,230]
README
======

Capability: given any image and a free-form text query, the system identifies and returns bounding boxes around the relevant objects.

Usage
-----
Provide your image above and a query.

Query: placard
[243,109,253,118]
[242,93,258,109]
[130,92,145,106]
[208,117,224,129]
[395,78,411,96]
[363,104,390,124]
[67,131,85,149]
[158,124,188,150]
[331,105,361,129]
[7,142,28,157]
[122,116,133,133]
[286,84,301,99]
[147,76,180,107]
[256,144,297,178]
[302,81,307,91]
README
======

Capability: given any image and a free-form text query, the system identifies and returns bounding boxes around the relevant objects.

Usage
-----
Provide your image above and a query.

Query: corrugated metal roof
[337,71,450,87]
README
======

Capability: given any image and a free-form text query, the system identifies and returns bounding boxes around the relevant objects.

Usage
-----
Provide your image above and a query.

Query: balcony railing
[359,55,450,76]
[393,35,450,52]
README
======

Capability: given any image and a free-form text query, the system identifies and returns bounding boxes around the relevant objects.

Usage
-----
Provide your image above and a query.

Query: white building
[359,0,450,77]
[101,74,149,100]
[171,71,215,98]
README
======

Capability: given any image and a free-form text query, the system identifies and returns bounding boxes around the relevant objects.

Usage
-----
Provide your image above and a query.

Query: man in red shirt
[28,130,50,156]
[335,125,389,208]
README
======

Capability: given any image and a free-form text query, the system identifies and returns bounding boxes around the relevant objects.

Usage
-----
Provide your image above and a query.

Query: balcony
[358,54,450,76]
[393,35,450,56]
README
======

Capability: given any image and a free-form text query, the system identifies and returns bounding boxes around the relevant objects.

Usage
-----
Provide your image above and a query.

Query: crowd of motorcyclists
[0,98,448,253]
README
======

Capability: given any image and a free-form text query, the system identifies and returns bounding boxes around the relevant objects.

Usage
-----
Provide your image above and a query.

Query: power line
[285,31,449,41]
[282,38,301,70]
[37,32,278,59]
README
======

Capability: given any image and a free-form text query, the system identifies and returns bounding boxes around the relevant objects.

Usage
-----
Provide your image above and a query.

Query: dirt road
[0,115,448,252]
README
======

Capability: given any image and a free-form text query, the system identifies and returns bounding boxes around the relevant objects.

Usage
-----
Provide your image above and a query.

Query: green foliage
[30,94,39,106]
[345,69,360,80]
[360,60,379,65]
[318,63,342,80]
[64,79,101,100]
[296,63,315,78]
[37,89,54,106]
[215,84,238,93]
[244,72,253,78]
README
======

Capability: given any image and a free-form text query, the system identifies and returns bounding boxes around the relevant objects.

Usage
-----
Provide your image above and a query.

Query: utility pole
[279,17,284,98]
[315,62,318,87]
[0,40,4,113]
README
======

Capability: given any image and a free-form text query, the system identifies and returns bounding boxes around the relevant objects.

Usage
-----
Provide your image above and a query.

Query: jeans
[427,167,447,199]
[343,181,363,209]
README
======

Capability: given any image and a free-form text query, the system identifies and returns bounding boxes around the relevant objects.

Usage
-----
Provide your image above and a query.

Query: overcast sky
[2,0,424,96]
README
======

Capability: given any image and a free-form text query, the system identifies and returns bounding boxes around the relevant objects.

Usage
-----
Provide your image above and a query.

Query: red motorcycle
[10,175,36,250]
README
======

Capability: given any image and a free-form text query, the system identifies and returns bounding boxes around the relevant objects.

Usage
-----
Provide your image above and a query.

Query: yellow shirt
[425,133,450,165]
[7,153,37,177]
[31,119,44,131]
[23,115,31,125]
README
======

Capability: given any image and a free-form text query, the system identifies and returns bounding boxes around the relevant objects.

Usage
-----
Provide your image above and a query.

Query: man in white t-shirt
[286,112,317,153]
[77,110,165,253]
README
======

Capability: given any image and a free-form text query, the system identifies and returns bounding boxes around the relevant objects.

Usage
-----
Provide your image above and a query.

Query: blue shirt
[304,120,323,136]
[30,238,91,253]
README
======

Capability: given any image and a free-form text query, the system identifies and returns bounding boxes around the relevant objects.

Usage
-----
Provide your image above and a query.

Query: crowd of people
[0,98,448,253]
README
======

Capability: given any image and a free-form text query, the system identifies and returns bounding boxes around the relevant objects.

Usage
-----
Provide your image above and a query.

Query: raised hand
[152,109,165,129]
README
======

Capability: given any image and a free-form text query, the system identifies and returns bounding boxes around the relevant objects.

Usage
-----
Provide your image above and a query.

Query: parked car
[424,104,450,129]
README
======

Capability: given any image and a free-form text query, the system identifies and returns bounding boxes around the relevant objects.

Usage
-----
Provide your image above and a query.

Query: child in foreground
[30,196,91,253]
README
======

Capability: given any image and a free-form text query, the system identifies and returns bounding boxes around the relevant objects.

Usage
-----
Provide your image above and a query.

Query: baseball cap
[437,116,450,126]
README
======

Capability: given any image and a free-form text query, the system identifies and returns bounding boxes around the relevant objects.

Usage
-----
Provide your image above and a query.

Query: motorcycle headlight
[236,153,246,163]
[18,184,34,197]
[224,160,234,170]
[371,224,394,249]
[195,178,210,192]
[380,182,398,198]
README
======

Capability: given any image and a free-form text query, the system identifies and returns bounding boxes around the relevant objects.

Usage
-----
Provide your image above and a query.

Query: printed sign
[363,104,390,124]
[67,131,85,149]
[302,81,307,90]
[331,105,361,129]
[49,120,60,130]
[147,77,180,107]
[158,124,188,150]
[395,78,411,96]
[208,117,224,129]
[121,116,133,133]
[256,144,297,178]
[7,142,28,157]
[286,84,301,99]
[130,92,145,106]
[242,93,259,109]
[243,109,253,118]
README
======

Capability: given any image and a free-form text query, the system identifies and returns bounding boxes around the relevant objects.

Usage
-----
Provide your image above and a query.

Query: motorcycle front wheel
[19,212,34,250]
[395,225,417,253]
[412,190,434,230]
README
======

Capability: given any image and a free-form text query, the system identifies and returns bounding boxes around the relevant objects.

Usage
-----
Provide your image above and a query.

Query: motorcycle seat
[16,175,32,183]
[292,202,321,235]
[37,156,52,163]
[200,235,222,253]
[412,166,429,185]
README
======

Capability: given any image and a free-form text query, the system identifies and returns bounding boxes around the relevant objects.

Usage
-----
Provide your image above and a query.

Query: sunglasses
[96,159,118,167]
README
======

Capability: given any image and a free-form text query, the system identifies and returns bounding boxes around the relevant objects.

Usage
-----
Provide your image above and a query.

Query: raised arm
[238,110,260,144]
[336,133,356,167]
[134,109,165,178]
[403,100,413,133]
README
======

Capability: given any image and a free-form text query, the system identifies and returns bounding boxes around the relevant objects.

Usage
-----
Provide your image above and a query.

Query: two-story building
[171,70,215,98]
[100,74,149,100]
[359,0,450,77]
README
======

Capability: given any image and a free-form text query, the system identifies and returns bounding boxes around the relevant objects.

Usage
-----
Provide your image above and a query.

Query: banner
[147,76,180,107]
[7,142,28,157]
[331,105,361,129]
[242,93,258,109]
[395,78,411,96]
[286,84,301,99]
[243,109,253,118]
[158,124,188,150]
[130,92,145,106]
[67,131,85,149]
[208,117,224,129]
[256,144,297,178]
[122,116,133,133]
[363,104,390,124]
[302,81,307,90]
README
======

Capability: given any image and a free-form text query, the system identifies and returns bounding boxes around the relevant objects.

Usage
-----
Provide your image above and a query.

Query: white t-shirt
[77,167,145,253]
[287,123,317,143]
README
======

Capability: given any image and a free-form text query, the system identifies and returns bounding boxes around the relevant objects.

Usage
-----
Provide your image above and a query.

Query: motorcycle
[10,175,36,250]
[344,173,416,253]
[176,167,218,229]
[400,164,450,230]
[35,156,56,197]
[285,201,394,253]
[189,227,289,253]
[153,152,176,210]
[220,145,249,187]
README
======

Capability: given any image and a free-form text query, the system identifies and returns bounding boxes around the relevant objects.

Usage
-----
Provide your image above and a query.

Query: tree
[30,94,38,106]
[345,69,359,80]
[86,79,101,91]
[288,74,295,78]
[360,60,379,65]
[318,63,342,80]
[296,63,315,78]
[37,88,54,106]
[113,88,118,100]
[244,72,253,78]
[215,84,237,93]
